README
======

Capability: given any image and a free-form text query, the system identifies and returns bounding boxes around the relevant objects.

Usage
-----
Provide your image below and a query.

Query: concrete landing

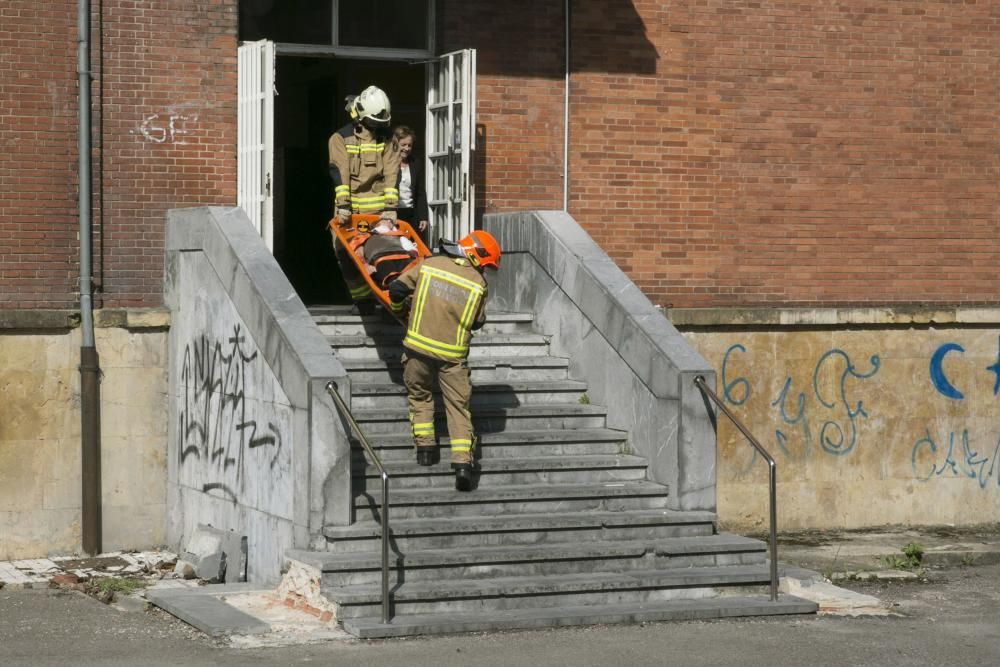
[777,525,1000,576]
[342,595,819,639]
[146,584,272,637]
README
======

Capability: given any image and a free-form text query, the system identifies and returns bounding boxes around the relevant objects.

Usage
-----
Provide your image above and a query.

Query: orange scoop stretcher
[329,213,432,321]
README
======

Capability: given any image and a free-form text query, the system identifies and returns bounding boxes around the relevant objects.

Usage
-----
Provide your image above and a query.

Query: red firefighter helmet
[458,230,501,270]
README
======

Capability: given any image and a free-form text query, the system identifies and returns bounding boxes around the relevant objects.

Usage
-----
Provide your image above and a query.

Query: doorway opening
[237,2,476,305]
[271,57,425,305]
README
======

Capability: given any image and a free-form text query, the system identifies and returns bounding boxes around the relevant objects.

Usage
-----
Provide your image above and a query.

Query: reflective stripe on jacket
[389,255,487,361]
[328,123,400,213]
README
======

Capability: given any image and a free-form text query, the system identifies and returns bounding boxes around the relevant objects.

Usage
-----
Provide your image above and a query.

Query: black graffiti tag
[178,324,283,502]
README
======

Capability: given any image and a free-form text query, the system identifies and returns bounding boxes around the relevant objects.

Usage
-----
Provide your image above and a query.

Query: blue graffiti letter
[929,342,965,400]
[986,336,1000,397]
[813,349,880,457]
[721,344,750,406]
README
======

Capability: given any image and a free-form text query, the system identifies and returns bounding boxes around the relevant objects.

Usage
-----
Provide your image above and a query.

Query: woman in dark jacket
[394,125,429,243]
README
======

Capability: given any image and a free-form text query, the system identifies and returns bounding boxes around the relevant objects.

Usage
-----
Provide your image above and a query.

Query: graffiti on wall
[911,429,1000,489]
[721,344,881,468]
[178,324,284,503]
[721,335,1000,490]
[928,338,1000,401]
[131,107,200,144]
[910,336,1000,490]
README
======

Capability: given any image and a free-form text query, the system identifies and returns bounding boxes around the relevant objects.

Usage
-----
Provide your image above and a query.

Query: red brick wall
[453,1,1000,309]
[0,2,79,307]
[3,2,998,310]
[97,0,237,307]
[0,1,237,309]
[440,1,566,214]
[572,0,1000,308]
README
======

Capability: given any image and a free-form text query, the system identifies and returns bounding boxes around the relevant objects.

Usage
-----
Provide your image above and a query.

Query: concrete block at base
[175,524,247,583]
[146,584,272,637]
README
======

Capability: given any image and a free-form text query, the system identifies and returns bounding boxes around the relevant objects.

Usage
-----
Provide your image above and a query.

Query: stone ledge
[0,308,170,331]
[667,306,1000,328]
[0,309,79,330]
[95,308,171,330]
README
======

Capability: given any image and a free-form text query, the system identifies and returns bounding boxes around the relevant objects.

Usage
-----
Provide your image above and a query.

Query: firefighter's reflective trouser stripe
[331,234,374,303]
[402,351,474,465]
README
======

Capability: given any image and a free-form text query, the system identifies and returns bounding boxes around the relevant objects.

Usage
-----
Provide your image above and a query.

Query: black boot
[351,300,376,316]
[416,448,437,467]
[453,463,474,492]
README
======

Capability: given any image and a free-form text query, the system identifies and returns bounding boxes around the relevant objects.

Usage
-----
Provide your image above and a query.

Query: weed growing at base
[90,577,148,596]
[884,542,925,570]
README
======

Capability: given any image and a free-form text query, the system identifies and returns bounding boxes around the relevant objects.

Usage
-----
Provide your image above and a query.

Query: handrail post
[326,380,392,623]
[381,470,390,624]
[694,375,779,602]
[767,459,778,602]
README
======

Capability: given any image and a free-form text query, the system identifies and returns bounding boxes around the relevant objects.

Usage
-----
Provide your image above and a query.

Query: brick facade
[0,0,237,309]
[0,2,79,307]
[2,1,998,309]
[565,1,1000,308]
[455,1,999,308]
[97,0,238,307]
[440,2,566,215]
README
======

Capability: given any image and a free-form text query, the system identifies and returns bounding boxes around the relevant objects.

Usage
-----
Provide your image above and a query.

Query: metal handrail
[693,375,779,602]
[325,380,392,624]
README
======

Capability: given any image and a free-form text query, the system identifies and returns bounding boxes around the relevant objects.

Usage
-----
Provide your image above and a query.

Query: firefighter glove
[336,207,351,226]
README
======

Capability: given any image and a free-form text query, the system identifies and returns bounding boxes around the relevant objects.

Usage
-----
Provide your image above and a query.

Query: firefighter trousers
[402,351,474,465]
[331,231,374,305]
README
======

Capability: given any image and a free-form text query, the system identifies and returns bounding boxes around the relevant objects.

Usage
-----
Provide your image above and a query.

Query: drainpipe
[78,0,102,556]
[562,0,571,211]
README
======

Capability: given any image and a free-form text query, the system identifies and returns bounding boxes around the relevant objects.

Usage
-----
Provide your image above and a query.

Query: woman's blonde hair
[393,125,415,142]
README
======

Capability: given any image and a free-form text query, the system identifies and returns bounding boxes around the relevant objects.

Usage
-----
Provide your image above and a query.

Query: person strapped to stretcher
[349,218,421,289]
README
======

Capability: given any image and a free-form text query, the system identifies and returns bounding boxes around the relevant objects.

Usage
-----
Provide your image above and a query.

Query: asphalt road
[2,563,999,666]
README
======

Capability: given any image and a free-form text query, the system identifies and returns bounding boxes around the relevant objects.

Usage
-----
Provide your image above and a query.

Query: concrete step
[354,428,630,461]
[352,403,609,435]
[310,308,534,336]
[353,480,670,521]
[355,454,650,489]
[349,379,589,409]
[327,332,550,360]
[323,509,717,553]
[290,535,766,587]
[341,355,571,383]
[341,595,819,638]
[328,564,777,618]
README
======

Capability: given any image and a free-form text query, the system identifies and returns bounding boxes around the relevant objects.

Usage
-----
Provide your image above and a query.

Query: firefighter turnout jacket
[388,255,488,361]
[328,122,400,303]
[328,123,400,215]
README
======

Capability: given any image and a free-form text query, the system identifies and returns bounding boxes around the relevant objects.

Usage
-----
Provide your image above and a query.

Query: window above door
[239,0,435,60]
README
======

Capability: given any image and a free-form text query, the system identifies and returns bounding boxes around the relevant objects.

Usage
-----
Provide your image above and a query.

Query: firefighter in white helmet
[328,85,400,314]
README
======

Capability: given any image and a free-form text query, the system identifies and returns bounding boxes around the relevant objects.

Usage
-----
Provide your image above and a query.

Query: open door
[425,49,476,243]
[237,39,275,249]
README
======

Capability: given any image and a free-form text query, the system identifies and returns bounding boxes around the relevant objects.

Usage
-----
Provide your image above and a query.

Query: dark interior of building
[239,0,429,304]
[273,58,425,304]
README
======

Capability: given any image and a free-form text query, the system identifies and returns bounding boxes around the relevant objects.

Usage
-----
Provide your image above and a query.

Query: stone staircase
[289,305,816,638]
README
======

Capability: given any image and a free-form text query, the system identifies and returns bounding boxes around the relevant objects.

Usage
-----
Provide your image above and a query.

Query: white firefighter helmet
[349,85,391,126]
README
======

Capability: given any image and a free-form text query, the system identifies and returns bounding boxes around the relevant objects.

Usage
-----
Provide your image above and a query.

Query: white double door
[237,41,476,251]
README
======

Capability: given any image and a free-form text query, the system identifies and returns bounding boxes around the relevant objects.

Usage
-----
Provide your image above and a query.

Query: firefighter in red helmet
[387,231,501,491]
